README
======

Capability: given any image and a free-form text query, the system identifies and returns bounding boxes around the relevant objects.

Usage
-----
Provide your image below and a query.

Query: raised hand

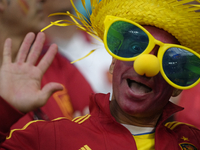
[0,32,63,113]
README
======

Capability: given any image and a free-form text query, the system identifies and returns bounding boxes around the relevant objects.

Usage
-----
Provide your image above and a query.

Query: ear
[109,58,117,74]
[171,88,182,97]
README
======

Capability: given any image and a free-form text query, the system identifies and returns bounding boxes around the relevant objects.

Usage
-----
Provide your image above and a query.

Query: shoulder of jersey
[165,121,198,130]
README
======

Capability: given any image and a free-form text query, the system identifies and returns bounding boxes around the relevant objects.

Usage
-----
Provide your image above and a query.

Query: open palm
[0,32,63,113]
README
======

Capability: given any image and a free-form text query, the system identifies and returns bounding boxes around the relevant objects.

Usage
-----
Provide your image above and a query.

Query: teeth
[127,79,152,94]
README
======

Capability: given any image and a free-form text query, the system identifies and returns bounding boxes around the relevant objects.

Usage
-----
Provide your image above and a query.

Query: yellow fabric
[133,133,155,150]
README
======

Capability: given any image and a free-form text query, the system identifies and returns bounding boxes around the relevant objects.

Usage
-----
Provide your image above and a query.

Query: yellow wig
[42,0,200,53]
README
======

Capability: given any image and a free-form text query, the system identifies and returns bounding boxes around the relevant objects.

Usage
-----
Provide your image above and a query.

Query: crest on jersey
[179,143,197,150]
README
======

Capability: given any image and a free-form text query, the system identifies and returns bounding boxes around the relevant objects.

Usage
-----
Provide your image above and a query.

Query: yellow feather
[70,50,96,64]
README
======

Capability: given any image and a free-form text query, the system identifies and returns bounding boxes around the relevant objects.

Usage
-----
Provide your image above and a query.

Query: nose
[133,43,160,77]
[133,54,160,77]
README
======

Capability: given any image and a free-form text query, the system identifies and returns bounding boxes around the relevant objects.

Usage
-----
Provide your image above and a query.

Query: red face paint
[17,0,29,15]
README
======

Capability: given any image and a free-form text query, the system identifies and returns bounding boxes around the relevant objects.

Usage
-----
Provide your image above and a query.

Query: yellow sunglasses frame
[103,15,200,89]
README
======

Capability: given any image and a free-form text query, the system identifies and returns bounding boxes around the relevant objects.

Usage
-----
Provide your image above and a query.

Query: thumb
[40,83,63,104]
[20,83,63,113]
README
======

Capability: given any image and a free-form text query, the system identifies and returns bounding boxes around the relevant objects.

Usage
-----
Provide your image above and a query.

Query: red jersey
[1,93,200,150]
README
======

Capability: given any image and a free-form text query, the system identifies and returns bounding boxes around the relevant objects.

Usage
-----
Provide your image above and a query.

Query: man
[0,0,200,149]
[0,0,93,130]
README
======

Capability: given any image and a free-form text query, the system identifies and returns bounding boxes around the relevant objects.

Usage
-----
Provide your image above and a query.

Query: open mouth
[127,79,152,94]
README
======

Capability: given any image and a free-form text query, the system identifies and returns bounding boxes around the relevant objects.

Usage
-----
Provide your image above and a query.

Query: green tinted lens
[163,47,200,87]
[107,21,149,58]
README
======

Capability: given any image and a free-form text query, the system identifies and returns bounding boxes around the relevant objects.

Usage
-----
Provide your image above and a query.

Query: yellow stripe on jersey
[78,115,91,124]
[72,115,86,122]
[6,120,45,139]
[72,114,91,124]
[79,145,92,150]
[52,117,68,121]
[165,121,176,129]
[133,132,155,150]
[165,121,197,130]
[7,117,68,140]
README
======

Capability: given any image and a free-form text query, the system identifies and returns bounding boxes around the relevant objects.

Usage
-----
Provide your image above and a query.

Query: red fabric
[81,31,93,43]
[1,93,200,149]
[175,83,200,129]
[11,49,94,129]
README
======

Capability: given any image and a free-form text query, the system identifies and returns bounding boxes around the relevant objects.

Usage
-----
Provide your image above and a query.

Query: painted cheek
[112,61,125,96]
[154,74,174,102]
[17,0,30,15]
[112,60,132,83]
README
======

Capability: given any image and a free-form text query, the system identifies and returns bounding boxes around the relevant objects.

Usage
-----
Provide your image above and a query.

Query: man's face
[111,26,180,118]
[4,0,46,33]
[44,0,73,15]
[43,0,74,24]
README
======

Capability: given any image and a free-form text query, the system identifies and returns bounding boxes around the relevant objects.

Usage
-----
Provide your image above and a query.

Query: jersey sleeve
[0,96,24,144]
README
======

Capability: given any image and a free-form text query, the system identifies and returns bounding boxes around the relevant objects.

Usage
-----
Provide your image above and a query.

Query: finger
[26,32,46,65]
[37,43,58,75]
[2,38,12,64]
[16,32,35,63]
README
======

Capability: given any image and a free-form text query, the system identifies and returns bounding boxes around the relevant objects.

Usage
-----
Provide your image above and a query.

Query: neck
[110,99,161,127]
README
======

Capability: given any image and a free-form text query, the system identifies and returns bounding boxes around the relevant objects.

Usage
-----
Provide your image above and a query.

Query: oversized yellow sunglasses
[103,15,200,90]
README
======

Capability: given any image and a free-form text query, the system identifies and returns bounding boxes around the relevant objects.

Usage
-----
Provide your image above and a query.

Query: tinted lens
[107,21,149,58]
[162,47,200,86]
